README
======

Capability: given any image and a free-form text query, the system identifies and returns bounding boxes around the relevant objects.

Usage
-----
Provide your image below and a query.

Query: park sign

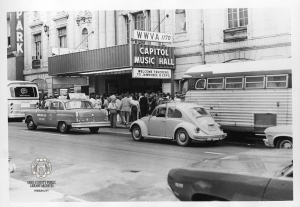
[133,30,172,43]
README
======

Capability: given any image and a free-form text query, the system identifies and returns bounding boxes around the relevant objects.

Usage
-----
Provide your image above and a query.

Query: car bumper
[193,133,227,141]
[8,113,25,118]
[71,122,111,128]
[263,138,273,147]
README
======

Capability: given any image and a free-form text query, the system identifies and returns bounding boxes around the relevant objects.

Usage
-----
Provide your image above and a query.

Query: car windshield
[65,101,93,109]
[188,107,210,117]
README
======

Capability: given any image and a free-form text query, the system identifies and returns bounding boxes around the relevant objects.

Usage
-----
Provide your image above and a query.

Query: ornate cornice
[29,11,43,29]
[52,11,69,22]
[76,11,92,26]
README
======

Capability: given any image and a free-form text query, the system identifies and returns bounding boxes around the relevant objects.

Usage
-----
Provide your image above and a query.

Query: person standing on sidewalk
[130,95,140,121]
[139,92,148,118]
[120,93,131,127]
[108,97,119,128]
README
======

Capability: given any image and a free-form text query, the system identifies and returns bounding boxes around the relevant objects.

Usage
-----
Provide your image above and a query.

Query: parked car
[264,125,292,149]
[24,97,110,133]
[129,102,226,146]
[168,149,293,201]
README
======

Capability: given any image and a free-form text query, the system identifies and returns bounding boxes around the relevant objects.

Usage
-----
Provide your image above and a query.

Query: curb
[99,127,266,147]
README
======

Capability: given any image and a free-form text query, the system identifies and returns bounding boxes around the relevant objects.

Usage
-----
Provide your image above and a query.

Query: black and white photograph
[1,0,300,206]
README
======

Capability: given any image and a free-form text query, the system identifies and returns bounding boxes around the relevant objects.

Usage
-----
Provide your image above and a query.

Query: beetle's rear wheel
[176,129,191,146]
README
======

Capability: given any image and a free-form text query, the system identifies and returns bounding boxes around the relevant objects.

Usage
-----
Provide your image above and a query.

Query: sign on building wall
[132,44,175,69]
[16,11,24,55]
[133,30,172,43]
[132,68,171,79]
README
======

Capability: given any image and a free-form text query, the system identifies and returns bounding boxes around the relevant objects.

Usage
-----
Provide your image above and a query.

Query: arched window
[82,28,88,49]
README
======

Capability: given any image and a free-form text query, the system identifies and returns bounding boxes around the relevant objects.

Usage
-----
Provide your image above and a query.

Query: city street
[9,121,266,202]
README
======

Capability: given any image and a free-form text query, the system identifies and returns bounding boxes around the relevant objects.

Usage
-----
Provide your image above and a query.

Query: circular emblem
[48,114,53,120]
[31,158,52,178]
[20,88,28,94]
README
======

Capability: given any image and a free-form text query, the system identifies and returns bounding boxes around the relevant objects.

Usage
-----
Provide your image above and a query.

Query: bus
[180,58,292,135]
[8,81,39,119]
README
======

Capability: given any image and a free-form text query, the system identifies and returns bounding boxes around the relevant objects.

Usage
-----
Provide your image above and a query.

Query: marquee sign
[132,68,171,79]
[132,44,175,69]
[133,30,172,43]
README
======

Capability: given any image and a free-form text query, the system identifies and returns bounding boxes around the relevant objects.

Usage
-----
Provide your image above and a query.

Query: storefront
[48,43,175,96]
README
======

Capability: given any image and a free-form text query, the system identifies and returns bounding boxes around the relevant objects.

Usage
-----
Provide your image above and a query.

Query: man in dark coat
[139,92,148,118]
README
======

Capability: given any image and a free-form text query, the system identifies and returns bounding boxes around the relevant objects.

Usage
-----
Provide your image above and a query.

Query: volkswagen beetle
[129,102,226,146]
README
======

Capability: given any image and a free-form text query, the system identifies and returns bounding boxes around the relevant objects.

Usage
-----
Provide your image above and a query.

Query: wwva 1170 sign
[133,30,172,43]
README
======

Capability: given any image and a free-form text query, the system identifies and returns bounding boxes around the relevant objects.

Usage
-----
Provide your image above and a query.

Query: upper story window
[58,27,67,48]
[134,12,145,30]
[175,9,186,33]
[125,16,130,44]
[7,18,11,47]
[228,8,248,28]
[147,10,151,31]
[33,33,41,59]
[81,28,88,49]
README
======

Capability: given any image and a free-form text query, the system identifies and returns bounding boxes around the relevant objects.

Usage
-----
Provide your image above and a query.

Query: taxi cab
[129,102,226,146]
[24,93,110,133]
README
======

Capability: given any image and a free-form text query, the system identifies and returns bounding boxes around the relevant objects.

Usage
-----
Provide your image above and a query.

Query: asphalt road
[8,121,266,202]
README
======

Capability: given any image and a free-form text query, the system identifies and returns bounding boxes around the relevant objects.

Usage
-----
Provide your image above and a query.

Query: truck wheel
[176,129,191,146]
[89,127,99,133]
[27,117,37,130]
[276,138,293,149]
[58,122,70,133]
[131,125,144,141]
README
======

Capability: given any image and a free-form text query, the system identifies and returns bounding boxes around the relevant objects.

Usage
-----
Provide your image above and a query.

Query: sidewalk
[10,178,85,202]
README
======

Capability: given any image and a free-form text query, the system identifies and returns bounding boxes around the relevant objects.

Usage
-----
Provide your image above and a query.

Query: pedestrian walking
[108,97,119,128]
[120,93,131,127]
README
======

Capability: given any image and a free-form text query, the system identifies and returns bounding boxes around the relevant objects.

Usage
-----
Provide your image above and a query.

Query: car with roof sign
[129,102,226,146]
[167,149,293,201]
[23,93,110,133]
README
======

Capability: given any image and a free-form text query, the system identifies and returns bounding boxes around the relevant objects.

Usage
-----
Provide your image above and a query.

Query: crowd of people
[38,91,183,128]
[89,91,183,128]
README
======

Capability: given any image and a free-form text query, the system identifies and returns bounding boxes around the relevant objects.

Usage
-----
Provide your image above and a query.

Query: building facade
[22,9,291,96]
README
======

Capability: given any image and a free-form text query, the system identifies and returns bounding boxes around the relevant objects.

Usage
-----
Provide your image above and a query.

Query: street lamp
[44,24,49,37]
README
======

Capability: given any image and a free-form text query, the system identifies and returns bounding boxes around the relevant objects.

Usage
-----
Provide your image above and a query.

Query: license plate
[208,125,216,131]
[21,103,30,108]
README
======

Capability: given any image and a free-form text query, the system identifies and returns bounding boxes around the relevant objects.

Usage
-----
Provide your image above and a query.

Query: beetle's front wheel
[176,129,191,147]
[131,125,144,141]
